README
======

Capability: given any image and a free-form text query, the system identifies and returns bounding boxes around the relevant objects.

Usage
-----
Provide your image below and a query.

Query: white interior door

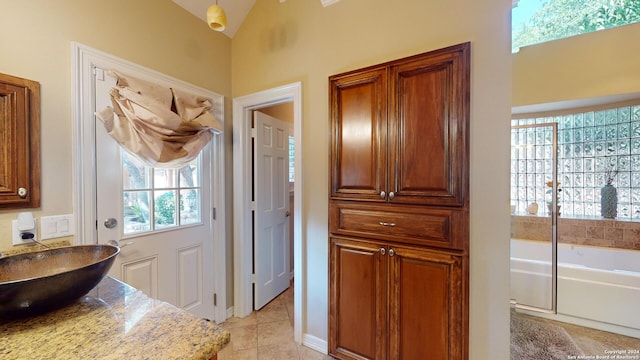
[94,69,215,319]
[254,111,291,309]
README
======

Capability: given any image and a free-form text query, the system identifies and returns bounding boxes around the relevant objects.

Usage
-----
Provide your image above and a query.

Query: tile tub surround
[511,215,640,251]
[0,276,230,360]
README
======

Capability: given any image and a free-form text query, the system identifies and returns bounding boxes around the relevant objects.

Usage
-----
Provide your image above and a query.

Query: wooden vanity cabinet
[329,236,466,360]
[0,72,40,208]
[329,43,470,360]
[330,43,469,207]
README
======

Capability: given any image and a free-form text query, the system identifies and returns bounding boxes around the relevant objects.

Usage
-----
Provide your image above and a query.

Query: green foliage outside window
[513,0,640,52]
[155,192,176,225]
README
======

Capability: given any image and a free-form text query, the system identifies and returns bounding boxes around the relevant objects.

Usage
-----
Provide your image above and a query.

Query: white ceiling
[173,0,256,38]
[173,0,340,38]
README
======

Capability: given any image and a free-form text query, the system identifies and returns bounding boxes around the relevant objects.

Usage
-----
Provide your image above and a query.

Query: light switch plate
[40,214,75,240]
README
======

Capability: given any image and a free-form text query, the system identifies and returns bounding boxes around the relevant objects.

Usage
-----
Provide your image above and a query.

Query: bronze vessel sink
[0,245,119,319]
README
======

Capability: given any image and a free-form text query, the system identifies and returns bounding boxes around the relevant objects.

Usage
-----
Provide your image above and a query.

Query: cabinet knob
[380,191,386,199]
[17,187,28,198]
[388,192,395,200]
[389,249,395,257]
[380,248,386,255]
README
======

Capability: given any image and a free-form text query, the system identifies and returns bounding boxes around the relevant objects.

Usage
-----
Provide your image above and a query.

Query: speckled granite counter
[0,276,230,360]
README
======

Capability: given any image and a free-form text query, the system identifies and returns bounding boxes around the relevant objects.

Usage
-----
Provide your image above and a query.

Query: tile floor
[218,286,639,359]
[216,285,331,360]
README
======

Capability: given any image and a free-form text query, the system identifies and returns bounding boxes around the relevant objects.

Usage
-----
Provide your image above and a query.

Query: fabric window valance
[95,70,222,168]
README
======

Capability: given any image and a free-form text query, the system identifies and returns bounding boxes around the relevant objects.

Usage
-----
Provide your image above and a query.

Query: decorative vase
[600,184,618,219]
[547,202,561,216]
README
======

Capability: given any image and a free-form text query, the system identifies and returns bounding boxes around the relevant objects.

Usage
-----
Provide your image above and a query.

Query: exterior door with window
[95,71,215,319]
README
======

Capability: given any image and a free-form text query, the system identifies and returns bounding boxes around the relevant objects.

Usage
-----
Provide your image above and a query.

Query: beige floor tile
[225,347,258,360]
[227,324,257,351]
[256,301,289,324]
[257,320,294,347]
[298,344,332,360]
[221,312,257,329]
[216,343,233,360]
[258,341,300,360]
[218,285,329,360]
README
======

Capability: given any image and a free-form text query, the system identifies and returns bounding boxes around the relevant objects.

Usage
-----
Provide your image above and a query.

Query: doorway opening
[232,82,303,343]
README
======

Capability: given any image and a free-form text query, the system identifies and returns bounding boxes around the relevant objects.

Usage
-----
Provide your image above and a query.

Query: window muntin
[122,151,202,235]
[511,102,640,219]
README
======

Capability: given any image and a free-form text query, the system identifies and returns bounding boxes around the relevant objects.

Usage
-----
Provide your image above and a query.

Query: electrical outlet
[12,219,37,246]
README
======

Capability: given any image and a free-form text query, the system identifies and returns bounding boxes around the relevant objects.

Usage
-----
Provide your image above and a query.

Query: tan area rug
[511,311,584,360]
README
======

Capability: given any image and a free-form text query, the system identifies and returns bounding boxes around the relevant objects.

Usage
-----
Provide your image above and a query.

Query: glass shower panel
[510,123,558,312]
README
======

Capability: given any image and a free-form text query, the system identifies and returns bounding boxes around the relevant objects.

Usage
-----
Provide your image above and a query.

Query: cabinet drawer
[330,203,466,250]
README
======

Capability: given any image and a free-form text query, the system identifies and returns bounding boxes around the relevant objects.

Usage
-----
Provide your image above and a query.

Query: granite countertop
[0,276,230,360]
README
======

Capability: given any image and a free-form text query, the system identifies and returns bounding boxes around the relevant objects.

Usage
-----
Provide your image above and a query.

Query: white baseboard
[302,333,328,354]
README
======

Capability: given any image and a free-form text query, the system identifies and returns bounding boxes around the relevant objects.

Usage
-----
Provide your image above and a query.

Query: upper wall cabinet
[0,73,40,209]
[330,43,470,207]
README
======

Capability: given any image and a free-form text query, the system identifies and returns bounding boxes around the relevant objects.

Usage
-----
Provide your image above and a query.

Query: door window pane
[180,189,200,225]
[121,150,202,235]
[154,168,177,189]
[123,152,151,190]
[154,190,177,229]
[123,190,151,234]
[179,161,200,187]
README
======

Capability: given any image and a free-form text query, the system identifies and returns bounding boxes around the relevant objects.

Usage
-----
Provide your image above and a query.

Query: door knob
[285,211,290,217]
[104,218,118,229]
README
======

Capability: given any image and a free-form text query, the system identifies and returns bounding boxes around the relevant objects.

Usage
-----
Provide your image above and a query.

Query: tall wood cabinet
[329,43,470,360]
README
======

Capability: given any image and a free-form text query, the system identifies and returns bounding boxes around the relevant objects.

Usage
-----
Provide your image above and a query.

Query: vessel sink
[0,245,120,319]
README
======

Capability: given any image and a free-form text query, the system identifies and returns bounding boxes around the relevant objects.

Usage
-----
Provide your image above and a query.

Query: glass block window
[511,124,556,215]
[511,102,640,219]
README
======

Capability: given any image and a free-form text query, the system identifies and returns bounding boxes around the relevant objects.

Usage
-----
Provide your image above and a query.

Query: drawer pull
[389,249,395,257]
[380,248,386,255]
[380,191,386,199]
[379,222,396,227]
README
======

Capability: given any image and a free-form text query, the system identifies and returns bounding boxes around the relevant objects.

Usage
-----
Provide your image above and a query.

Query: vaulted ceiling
[173,0,340,38]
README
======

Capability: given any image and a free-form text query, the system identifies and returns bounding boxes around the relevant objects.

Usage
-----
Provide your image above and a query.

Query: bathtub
[510,239,640,334]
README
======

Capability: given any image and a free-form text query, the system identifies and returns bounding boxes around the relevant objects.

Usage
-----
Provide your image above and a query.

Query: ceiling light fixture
[207,0,227,32]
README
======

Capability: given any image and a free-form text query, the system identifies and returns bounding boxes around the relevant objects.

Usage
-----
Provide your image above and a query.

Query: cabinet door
[330,67,388,202]
[0,73,40,208]
[388,43,469,206]
[388,245,466,360]
[329,237,387,360]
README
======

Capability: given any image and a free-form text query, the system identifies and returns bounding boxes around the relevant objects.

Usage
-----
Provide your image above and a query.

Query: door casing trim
[71,42,227,323]
[232,82,303,343]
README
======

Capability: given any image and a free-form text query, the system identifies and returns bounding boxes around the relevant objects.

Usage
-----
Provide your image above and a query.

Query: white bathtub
[510,239,640,333]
